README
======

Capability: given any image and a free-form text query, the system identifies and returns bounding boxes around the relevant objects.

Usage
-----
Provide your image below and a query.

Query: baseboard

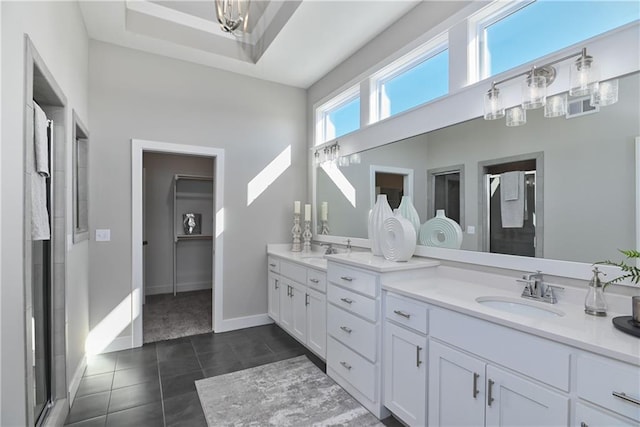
[216,313,273,333]
[99,336,133,354]
[145,281,212,296]
[68,355,87,406]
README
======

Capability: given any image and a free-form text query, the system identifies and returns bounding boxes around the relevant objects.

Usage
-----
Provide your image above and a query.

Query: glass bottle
[584,267,607,316]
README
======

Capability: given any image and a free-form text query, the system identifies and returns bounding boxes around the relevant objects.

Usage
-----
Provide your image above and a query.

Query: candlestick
[291,213,302,252]
[294,200,300,214]
[303,220,312,252]
[304,203,311,221]
[321,220,329,235]
[321,201,328,221]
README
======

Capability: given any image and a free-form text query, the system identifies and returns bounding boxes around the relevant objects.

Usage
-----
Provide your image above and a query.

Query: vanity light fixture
[483,47,617,126]
[215,0,250,35]
[313,142,341,167]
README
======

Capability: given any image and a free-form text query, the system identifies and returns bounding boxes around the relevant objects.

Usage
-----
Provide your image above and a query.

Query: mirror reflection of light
[85,289,139,356]
[490,177,499,197]
[247,145,291,206]
[321,163,356,207]
[216,208,225,238]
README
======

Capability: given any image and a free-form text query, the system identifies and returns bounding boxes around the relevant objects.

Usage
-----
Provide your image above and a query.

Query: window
[316,86,360,144]
[373,35,449,122]
[72,111,89,243]
[476,0,639,79]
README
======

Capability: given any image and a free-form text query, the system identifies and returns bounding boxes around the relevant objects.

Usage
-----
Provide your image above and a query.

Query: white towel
[31,102,51,241]
[500,171,524,228]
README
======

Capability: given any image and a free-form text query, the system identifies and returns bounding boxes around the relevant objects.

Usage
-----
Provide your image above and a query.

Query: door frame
[131,139,225,347]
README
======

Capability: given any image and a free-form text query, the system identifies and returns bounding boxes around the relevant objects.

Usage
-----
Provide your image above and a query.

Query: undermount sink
[300,255,326,264]
[475,296,565,318]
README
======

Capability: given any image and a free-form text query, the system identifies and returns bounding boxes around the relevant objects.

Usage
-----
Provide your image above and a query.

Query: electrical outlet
[467,226,475,234]
[95,229,111,242]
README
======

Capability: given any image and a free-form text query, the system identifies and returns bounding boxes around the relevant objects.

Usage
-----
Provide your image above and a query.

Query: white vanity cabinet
[383,292,429,427]
[266,253,327,359]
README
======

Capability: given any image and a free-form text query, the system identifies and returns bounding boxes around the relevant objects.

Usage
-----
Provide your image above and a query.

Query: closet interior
[142,152,215,343]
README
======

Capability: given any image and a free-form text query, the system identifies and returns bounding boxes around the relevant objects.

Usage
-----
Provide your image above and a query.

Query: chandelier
[215,0,250,35]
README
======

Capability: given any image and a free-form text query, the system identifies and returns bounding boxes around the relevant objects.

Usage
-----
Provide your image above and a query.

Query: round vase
[398,196,421,242]
[368,194,393,256]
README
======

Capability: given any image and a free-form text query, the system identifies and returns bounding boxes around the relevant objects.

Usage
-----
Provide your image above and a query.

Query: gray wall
[88,41,307,340]
[143,153,214,295]
[1,1,90,424]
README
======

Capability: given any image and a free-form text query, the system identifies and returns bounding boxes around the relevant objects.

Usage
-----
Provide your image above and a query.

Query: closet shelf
[175,192,214,200]
[175,234,213,241]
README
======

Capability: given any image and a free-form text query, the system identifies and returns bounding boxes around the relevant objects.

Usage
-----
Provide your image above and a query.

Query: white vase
[368,194,393,256]
[397,196,421,242]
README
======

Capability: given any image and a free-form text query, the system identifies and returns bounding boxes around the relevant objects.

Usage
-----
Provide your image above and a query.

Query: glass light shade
[215,0,250,34]
[590,79,619,107]
[522,74,547,110]
[484,87,505,120]
[506,106,526,127]
[338,156,350,167]
[349,153,361,164]
[570,55,599,96]
[544,93,568,118]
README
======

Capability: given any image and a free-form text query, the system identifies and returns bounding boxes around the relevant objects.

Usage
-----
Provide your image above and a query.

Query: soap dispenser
[585,267,607,316]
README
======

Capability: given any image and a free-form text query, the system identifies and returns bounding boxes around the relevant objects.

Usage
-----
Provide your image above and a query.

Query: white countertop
[382,267,640,366]
[267,244,328,271]
[324,251,440,273]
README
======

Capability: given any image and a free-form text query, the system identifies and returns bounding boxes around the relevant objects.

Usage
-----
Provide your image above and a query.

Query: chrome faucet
[321,243,337,254]
[516,271,562,304]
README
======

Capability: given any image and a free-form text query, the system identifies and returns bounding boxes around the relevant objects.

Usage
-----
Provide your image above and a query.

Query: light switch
[95,229,111,242]
[466,226,475,234]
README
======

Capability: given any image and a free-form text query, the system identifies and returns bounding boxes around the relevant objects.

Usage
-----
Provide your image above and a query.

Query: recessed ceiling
[79,0,421,88]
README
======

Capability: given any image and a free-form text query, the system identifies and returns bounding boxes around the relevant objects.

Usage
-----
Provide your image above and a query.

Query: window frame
[315,85,361,145]
[370,33,449,123]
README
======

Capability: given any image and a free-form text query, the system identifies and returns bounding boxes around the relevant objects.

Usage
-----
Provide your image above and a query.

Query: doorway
[370,165,414,210]
[132,140,225,348]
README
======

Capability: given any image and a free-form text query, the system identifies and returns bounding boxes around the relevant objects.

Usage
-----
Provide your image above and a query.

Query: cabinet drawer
[328,336,376,401]
[575,402,638,427]
[307,268,326,293]
[385,292,428,334]
[328,264,377,298]
[328,284,376,322]
[328,305,377,362]
[267,256,280,274]
[280,260,307,284]
[430,308,571,391]
[577,354,640,422]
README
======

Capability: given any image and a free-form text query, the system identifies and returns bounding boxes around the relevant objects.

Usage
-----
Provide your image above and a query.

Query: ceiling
[79,0,421,88]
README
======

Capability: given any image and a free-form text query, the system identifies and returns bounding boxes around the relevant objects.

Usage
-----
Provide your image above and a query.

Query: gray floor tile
[115,345,157,370]
[76,373,114,397]
[157,341,196,362]
[163,391,207,427]
[108,380,161,413]
[65,415,106,427]
[84,354,117,376]
[66,391,110,424]
[158,355,202,378]
[161,370,204,399]
[105,402,164,427]
[202,360,244,378]
[112,364,159,389]
[228,339,273,360]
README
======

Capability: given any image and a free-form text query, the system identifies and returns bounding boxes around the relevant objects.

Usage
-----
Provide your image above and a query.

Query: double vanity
[266,244,640,427]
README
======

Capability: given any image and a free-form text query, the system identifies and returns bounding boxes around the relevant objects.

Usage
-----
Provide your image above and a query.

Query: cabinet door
[575,402,638,427]
[384,322,427,427]
[290,281,307,343]
[428,340,485,427]
[279,280,294,333]
[306,288,326,359]
[267,272,280,322]
[486,365,569,427]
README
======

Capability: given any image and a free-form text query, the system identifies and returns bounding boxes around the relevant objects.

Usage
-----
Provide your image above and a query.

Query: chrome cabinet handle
[340,276,354,282]
[580,423,588,427]
[274,279,279,289]
[340,297,354,304]
[305,293,309,306]
[394,310,411,319]
[416,346,422,367]
[309,278,319,283]
[612,391,640,406]
[340,361,352,370]
[487,379,495,406]
[269,263,276,267]
[340,326,352,333]
[472,373,479,398]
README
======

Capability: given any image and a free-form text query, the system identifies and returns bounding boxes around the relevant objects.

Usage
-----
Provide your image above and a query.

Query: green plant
[597,249,640,289]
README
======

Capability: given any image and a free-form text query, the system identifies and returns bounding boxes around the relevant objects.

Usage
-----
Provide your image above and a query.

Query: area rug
[195,355,383,426]
[143,289,212,343]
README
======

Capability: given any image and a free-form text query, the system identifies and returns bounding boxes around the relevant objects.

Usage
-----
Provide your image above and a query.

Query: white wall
[1,1,89,424]
[143,153,214,295]
[88,41,306,343]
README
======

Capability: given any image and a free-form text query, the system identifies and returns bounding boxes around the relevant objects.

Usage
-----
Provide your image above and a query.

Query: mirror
[315,72,639,264]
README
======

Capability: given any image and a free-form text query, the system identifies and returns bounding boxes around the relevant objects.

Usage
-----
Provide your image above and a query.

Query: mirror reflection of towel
[500,171,524,228]
[32,102,51,241]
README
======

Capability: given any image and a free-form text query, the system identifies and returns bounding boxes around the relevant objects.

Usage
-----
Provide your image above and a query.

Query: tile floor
[66,324,401,426]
